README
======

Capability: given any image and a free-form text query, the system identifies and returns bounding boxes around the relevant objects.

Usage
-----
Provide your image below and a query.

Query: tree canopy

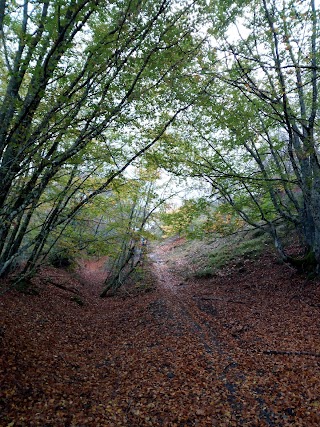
[0,0,207,279]
[153,0,320,272]
[0,0,320,286]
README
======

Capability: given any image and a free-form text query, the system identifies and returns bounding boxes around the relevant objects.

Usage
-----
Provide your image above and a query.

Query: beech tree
[0,0,205,277]
[100,167,160,296]
[156,0,320,271]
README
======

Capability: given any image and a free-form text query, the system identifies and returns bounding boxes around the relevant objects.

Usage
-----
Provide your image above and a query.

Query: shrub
[48,247,75,268]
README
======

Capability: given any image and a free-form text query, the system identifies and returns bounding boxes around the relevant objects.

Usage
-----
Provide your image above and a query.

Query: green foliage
[154,0,320,270]
[0,0,208,277]
[160,198,209,237]
[100,168,165,295]
[159,198,245,239]
[1,0,319,278]
[45,168,159,262]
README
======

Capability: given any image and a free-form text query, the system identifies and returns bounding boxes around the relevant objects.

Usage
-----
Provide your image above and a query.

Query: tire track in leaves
[150,251,247,423]
[150,246,279,426]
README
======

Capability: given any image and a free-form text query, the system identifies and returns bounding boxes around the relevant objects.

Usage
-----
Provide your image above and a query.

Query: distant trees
[0,0,205,278]
[100,167,163,296]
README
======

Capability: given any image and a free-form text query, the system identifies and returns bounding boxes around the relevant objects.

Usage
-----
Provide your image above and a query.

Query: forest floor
[1,237,320,426]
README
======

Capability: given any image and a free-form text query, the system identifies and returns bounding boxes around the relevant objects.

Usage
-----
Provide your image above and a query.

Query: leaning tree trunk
[310,168,320,273]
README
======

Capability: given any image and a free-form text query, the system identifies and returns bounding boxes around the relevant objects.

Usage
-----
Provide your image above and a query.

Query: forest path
[1,239,320,426]
[148,241,250,423]
[149,242,224,354]
[147,239,320,427]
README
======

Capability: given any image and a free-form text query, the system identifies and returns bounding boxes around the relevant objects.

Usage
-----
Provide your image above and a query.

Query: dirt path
[150,244,223,353]
[1,241,320,426]
[149,240,320,427]
[150,243,249,422]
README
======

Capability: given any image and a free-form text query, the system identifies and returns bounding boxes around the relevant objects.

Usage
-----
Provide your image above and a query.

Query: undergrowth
[193,230,272,278]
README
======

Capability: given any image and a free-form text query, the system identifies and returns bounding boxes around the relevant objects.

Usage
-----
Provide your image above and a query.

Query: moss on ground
[192,230,272,278]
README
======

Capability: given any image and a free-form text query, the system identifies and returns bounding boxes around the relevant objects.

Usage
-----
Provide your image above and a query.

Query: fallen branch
[43,279,80,295]
[263,350,320,358]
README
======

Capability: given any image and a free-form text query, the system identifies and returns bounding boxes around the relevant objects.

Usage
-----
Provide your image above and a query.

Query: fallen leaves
[0,245,320,426]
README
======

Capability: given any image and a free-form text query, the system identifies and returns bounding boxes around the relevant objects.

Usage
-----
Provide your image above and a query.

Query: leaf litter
[0,239,320,426]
